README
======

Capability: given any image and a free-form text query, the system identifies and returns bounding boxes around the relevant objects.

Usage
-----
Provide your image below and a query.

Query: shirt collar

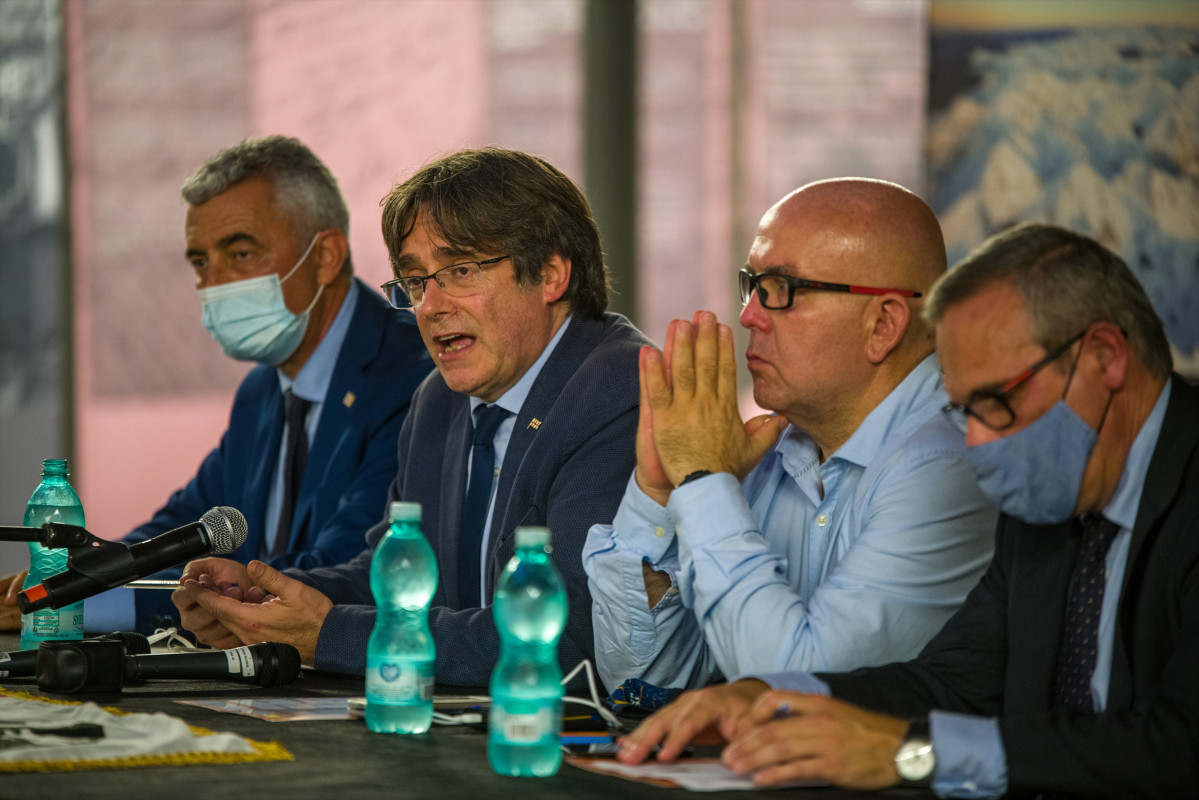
[1102,380,1170,531]
[277,279,360,403]
[826,354,944,469]
[469,315,572,417]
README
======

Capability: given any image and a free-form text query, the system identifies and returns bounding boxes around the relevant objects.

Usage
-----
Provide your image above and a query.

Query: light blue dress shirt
[467,316,571,605]
[583,355,997,692]
[763,381,1172,800]
[265,280,360,555]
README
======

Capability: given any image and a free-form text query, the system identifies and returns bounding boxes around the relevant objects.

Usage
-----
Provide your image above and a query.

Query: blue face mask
[199,234,323,365]
[965,400,1099,524]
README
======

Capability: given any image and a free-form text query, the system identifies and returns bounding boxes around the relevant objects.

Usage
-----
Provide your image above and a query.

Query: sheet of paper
[565,756,824,791]
[176,697,351,722]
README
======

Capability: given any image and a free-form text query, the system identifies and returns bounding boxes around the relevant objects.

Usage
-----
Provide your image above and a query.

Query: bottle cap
[514,526,550,549]
[42,458,68,476]
[389,501,421,522]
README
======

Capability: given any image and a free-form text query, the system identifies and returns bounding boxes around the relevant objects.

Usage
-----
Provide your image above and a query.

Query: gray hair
[181,135,352,274]
[924,223,1172,380]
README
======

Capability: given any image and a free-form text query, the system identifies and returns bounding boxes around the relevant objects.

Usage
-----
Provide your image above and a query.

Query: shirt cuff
[611,473,680,564]
[666,472,758,551]
[929,711,1008,799]
[744,671,832,696]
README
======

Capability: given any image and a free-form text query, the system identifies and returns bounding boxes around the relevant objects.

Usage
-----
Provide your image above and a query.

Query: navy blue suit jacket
[124,279,432,630]
[819,376,1199,799]
[296,312,649,686]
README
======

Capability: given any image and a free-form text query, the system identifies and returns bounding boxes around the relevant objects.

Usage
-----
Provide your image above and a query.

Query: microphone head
[201,506,248,554]
[252,642,302,687]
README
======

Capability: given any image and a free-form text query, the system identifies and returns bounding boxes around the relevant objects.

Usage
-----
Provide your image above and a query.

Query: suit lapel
[286,279,383,548]
[1007,518,1080,714]
[483,317,603,597]
[1108,375,1199,708]
[441,400,473,607]
[243,386,285,558]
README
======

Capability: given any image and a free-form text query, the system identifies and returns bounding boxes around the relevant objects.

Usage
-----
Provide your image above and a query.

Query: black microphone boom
[125,642,302,688]
[17,506,248,613]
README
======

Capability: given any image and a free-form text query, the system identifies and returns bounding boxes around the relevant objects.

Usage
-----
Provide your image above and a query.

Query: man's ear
[540,254,572,304]
[1087,322,1129,391]
[313,229,349,285]
[863,295,912,364]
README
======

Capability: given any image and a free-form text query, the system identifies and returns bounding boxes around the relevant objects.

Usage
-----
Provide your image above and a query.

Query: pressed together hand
[635,310,787,504]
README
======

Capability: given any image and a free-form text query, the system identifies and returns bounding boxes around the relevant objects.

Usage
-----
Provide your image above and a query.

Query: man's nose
[739,291,769,331]
[415,277,452,317]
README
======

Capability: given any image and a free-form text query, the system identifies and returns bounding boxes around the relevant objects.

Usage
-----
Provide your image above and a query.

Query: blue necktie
[458,404,510,607]
[1052,514,1120,712]
[273,389,311,557]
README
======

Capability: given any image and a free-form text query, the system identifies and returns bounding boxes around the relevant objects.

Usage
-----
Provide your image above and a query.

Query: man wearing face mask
[618,223,1199,800]
[1,135,432,634]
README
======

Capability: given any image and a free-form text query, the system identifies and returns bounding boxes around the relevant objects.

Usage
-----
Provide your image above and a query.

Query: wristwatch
[893,718,935,785]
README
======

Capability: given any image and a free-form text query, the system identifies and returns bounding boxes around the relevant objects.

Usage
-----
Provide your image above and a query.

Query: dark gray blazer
[297,313,649,686]
[819,375,1199,799]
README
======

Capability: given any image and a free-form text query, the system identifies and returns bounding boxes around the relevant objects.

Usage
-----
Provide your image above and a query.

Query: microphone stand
[5,524,143,613]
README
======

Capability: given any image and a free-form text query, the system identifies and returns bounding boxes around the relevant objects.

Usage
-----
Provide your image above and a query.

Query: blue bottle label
[365,659,434,704]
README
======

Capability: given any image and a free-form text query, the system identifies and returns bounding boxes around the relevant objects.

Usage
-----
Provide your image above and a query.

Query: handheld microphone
[17,506,248,613]
[0,631,150,679]
[124,642,302,688]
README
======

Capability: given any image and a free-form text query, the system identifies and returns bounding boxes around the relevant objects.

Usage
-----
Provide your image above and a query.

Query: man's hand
[173,558,256,649]
[645,311,786,487]
[635,343,675,506]
[722,691,908,790]
[617,679,770,765]
[180,560,332,665]
[1,571,27,631]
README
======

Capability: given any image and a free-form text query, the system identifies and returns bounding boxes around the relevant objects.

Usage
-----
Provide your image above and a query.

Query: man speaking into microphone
[1,136,432,634]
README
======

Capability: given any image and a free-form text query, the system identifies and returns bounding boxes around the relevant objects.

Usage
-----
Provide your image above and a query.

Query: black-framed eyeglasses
[943,330,1087,431]
[738,268,923,310]
[380,255,510,308]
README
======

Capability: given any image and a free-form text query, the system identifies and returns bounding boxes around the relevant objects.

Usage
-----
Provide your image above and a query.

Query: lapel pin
[343,391,356,408]
[527,418,542,430]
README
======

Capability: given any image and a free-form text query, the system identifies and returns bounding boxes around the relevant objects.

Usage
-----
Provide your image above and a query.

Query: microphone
[124,642,302,688]
[0,631,150,679]
[17,506,248,613]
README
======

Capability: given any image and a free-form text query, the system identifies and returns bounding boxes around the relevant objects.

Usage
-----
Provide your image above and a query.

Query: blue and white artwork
[928,15,1199,374]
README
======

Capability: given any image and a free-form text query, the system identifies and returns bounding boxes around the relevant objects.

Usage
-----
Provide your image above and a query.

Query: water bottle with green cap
[365,501,438,734]
[488,525,568,776]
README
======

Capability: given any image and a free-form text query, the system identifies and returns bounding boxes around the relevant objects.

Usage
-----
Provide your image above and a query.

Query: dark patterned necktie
[273,389,311,557]
[1052,514,1121,712]
[458,404,511,608]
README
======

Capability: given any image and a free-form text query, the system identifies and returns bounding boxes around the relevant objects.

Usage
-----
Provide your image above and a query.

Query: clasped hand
[635,310,787,505]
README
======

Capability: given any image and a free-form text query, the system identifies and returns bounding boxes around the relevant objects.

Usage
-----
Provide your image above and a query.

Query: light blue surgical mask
[199,234,323,365]
[965,400,1099,524]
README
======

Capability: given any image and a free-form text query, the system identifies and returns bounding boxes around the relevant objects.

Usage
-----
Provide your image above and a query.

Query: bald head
[764,178,946,295]
[741,179,947,449]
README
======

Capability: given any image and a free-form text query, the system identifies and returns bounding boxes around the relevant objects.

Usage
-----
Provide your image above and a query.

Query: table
[0,634,933,799]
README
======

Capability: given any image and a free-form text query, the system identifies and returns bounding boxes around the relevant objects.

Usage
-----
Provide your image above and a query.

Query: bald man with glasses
[584,177,997,694]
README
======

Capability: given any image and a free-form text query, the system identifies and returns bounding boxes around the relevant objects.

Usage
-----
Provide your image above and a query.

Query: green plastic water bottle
[365,501,438,734]
[20,458,85,650]
[488,526,568,777]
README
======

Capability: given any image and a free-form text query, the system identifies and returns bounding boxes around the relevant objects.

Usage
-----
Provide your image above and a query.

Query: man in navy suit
[618,224,1199,799]
[173,147,650,686]
[1,136,432,634]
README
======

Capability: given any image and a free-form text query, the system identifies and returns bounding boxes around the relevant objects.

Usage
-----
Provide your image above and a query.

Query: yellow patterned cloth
[0,689,291,772]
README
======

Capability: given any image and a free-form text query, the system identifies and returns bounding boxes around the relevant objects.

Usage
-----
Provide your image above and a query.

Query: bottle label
[365,659,434,705]
[491,706,555,744]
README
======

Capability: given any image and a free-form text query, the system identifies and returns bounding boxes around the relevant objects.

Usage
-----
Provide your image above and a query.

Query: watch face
[895,738,935,781]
